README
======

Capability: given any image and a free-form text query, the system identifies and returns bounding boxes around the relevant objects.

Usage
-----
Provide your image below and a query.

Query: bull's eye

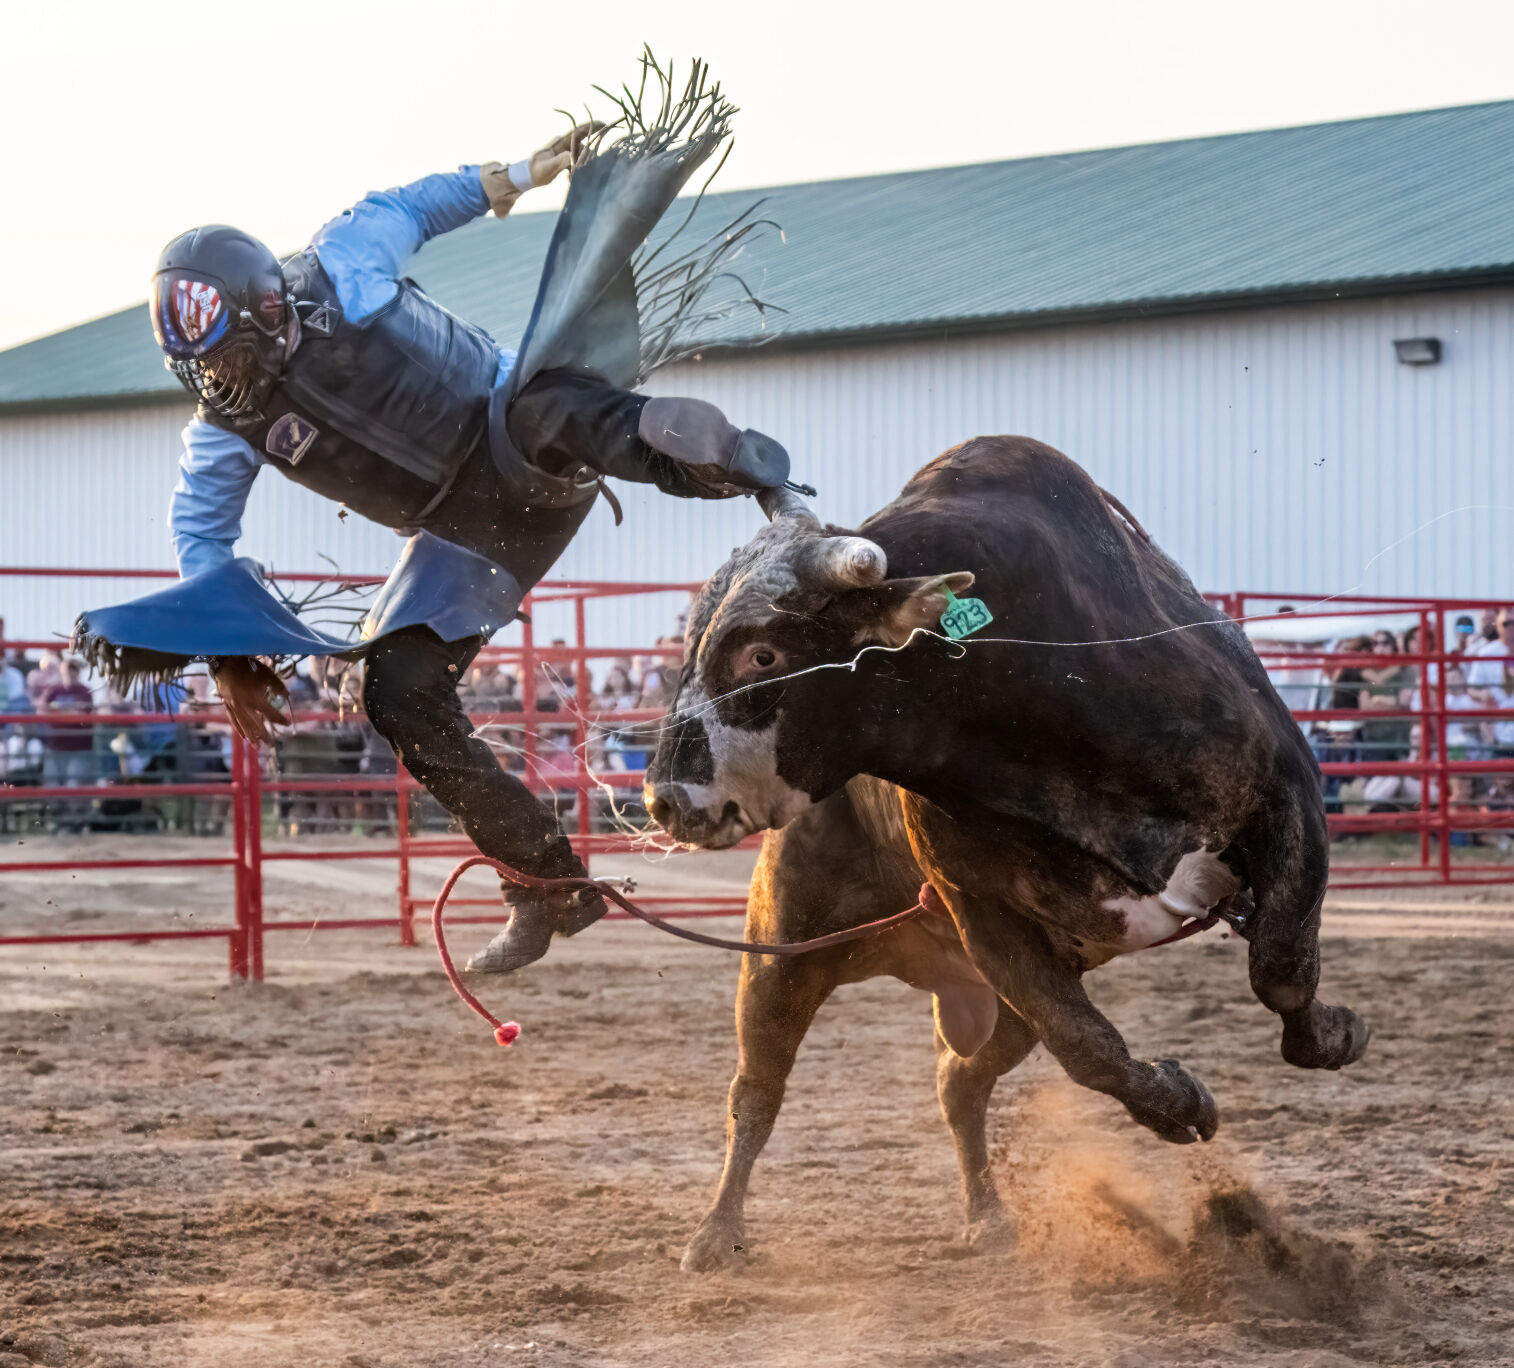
[735,643,785,681]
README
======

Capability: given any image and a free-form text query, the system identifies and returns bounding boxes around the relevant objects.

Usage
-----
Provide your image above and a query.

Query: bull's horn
[757,485,820,527]
[818,536,888,587]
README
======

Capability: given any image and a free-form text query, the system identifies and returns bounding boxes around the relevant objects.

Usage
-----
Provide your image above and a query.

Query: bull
[647,435,1370,1219]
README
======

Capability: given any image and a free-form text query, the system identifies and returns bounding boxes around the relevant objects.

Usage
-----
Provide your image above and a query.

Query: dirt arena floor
[1,836,1512,1367]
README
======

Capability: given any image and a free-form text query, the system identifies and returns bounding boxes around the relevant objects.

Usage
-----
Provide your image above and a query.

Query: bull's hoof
[961,1205,1016,1253]
[1125,1057,1219,1144]
[1281,1001,1371,1070]
[680,1216,748,1273]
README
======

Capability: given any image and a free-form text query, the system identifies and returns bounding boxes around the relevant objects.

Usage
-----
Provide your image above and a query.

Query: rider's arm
[308,169,490,324]
[169,418,264,578]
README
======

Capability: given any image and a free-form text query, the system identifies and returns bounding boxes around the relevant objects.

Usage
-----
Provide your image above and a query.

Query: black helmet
[151,226,292,418]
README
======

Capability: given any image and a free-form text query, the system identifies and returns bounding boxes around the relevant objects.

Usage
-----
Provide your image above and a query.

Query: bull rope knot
[430,855,929,1046]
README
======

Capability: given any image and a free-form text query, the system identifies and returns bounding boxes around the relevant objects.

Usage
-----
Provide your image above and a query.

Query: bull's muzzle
[644,781,749,849]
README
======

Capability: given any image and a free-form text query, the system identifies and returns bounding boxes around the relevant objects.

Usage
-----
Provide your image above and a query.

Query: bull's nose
[647,792,674,829]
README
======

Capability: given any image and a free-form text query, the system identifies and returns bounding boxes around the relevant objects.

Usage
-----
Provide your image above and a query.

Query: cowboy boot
[464,881,607,974]
[637,395,790,493]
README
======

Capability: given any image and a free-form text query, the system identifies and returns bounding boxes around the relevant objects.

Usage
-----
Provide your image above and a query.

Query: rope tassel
[430,854,927,1046]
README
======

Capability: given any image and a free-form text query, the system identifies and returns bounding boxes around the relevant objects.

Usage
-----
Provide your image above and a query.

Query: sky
[4,0,1514,352]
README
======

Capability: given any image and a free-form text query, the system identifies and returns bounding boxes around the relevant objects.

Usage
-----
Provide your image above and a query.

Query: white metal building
[4,101,1513,649]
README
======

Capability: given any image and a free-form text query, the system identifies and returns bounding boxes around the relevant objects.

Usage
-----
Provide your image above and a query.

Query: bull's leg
[1241,805,1370,1070]
[953,900,1218,1144]
[681,952,838,1273]
[935,1006,1038,1247]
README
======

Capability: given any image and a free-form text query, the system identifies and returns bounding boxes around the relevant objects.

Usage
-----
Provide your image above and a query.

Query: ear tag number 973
[939,586,994,640]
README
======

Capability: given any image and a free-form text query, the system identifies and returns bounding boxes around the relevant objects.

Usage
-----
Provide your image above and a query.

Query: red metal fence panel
[4,570,1513,978]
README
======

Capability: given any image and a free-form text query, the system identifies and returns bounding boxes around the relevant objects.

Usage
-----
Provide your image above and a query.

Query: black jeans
[362,625,583,880]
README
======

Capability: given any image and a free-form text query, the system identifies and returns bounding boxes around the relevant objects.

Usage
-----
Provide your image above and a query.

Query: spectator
[1440,664,1487,755]
[549,638,575,690]
[1363,724,1435,811]
[1,730,44,791]
[471,669,525,775]
[38,657,96,830]
[1459,605,1514,799]
[129,677,188,779]
[636,664,675,711]
[97,679,142,778]
[1358,631,1416,762]
[26,650,61,707]
[636,635,685,710]
[1401,623,1434,698]
[2,650,33,735]
[1398,664,1489,818]
[1479,608,1499,645]
[597,659,643,774]
[2,652,27,712]
[1467,610,1514,801]
[599,659,638,709]
[461,662,516,714]
[461,663,491,710]
[1310,636,1368,812]
[1,652,39,788]
[1326,636,1368,707]
[1465,608,1514,710]
[529,662,563,712]
[1449,615,1478,658]
[1260,636,1325,713]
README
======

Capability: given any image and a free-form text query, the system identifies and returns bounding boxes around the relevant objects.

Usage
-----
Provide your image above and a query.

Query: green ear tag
[938,585,994,640]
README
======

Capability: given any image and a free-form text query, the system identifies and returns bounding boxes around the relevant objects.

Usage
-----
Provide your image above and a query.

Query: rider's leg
[507,368,790,496]
[362,625,604,973]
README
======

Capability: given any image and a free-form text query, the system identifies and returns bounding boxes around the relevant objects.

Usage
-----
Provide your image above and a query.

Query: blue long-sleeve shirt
[170,166,516,578]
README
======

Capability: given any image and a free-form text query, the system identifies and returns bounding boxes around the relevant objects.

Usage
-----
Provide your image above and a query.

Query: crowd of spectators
[10,599,1514,842]
[1266,608,1514,825]
[0,618,689,838]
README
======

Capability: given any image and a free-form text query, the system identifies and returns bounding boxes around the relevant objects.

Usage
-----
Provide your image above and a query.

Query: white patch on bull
[1090,848,1241,967]
[692,718,815,843]
[662,682,815,845]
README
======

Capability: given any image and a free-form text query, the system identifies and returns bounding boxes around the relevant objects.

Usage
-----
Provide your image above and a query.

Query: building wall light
[1393,337,1442,365]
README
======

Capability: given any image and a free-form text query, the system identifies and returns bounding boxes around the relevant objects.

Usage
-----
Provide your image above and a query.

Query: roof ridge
[642,96,1514,201]
[5,97,1514,409]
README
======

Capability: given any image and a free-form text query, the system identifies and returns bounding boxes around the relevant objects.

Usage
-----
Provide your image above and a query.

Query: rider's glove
[479,121,604,218]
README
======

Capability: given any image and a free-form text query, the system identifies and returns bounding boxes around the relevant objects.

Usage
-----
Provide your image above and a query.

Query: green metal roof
[6,98,1514,412]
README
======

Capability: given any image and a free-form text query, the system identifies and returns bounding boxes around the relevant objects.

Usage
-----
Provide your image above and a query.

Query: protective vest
[203,251,501,527]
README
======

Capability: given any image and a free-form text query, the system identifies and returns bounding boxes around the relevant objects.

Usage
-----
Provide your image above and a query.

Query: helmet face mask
[168,340,271,419]
[150,226,291,419]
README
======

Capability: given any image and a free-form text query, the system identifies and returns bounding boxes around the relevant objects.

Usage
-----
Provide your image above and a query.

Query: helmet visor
[152,275,231,359]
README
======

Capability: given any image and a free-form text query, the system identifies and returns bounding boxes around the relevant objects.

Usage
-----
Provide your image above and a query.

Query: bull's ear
[839,572,977,648]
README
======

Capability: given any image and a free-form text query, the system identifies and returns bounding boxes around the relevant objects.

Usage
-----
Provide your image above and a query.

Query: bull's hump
[903,435,1083,500]
[862,435,1102,550]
